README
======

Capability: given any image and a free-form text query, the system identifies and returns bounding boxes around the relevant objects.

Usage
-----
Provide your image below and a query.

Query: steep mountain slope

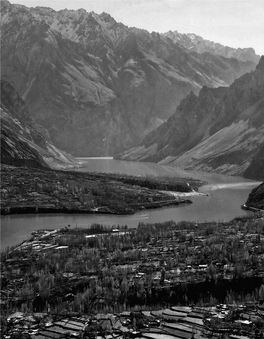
[119,57,264,179]
[163,31,260,64]
[245,183,264,210]
[244,145,264,181]
[0,0,256,156]
[1,80,76,169]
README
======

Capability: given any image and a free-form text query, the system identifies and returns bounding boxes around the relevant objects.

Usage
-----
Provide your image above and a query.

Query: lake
[1,158,261,250]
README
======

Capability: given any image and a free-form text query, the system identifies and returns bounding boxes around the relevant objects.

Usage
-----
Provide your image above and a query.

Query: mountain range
[163,31,260,64]
[0,0,259,157]
[119,56,264,180]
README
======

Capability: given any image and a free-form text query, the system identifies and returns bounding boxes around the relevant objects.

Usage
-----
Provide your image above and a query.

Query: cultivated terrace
[0,165,202,215]
[1,214,264,338]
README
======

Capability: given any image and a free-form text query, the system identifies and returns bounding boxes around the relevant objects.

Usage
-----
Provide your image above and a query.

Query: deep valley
[1,0,264,338]
[118,57,264,179]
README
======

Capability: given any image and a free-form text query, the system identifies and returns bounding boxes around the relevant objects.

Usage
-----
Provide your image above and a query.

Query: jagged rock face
[244,145,264,181]
[163,31,260,64]
[0,80,76,169]
[119,57,264,179]
[0,0,257,156]
[246,183,264,210]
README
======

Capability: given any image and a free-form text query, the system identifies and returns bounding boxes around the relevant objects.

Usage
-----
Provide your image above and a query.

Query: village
[1,213,264,338]
[2,303,264,339]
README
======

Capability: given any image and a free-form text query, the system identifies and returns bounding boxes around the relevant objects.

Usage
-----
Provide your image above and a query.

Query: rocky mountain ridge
[0,0,257,156]
[118,57,264,179]
[246,183,264,210]
[163,30,260,64]
[0,80,77,169]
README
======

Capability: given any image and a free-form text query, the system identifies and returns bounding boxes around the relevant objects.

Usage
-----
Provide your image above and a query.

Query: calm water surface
[1,159,261,250]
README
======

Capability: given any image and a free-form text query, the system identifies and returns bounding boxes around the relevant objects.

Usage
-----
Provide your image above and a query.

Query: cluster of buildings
[3,303,264,339]
[107,220,264,286]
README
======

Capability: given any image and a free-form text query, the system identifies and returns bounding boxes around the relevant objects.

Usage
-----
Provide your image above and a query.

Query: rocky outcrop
[0,0,257,156]
[1,80,76,169]
[244,145,264,181]
[163,31,260,64]
[245,183,264,210]
[118,57,264,179]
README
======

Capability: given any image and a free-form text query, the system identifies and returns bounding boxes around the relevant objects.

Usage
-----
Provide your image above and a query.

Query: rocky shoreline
[0,198,192,216]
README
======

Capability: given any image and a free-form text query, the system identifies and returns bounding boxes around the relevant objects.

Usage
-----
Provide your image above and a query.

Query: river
[1,158,262,250]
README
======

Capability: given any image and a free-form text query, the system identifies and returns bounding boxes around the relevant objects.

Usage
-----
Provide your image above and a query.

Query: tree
[160,267,166,286]
[208,263,216,279]
[259,284,264,302]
